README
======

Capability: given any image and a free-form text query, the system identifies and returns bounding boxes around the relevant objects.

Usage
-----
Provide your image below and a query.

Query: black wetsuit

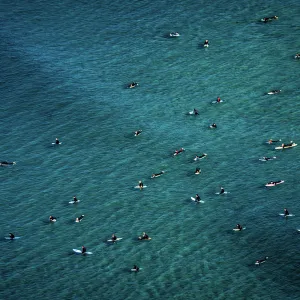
[9,233,15,239]
[195,195,201,202]
[82,247,86,254]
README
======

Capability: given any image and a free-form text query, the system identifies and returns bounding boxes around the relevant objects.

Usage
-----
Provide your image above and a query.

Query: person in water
[76,215,84,222]
[284,208,289,216]
[295,53,300,59]
[174,148,184,155]
[140,232,149,240]
[195,194,201,202]
[236,224,242,231]
[216,97,221,103]
[81,246,86,254]
[193,108,199,115]
[195,168,201,175]
[55,138,60,145]
[220,187,225,194]
[111,234,117,242]
[132,265,139,272]
[210,123,217,128]
[9,233,15,239]
[204,40,209,47]
[269,90,281,94]
[138,181,144,189]
[0,161,16,166]
[151,171,164,178]
[282,141,294,148]
[134,130,142,136]
[128,82,138,89]
[256,257,268,265]
[73,196,78,203]
[49,215,57,222]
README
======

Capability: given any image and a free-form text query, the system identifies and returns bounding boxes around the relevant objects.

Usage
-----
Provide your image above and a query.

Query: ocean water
[1,0,300,299]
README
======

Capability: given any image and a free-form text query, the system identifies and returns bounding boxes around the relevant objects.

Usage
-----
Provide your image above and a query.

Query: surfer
[195,168,201,175]
[220,187,225,194]
[132,265,139,272]
[139,232,149,240]
[262,157,275,161]
[295,53,300,59]
[9,233,15,239]
[236,224,242,231]
[111,234,117,242]
[210,123,217,128]
[49,215,57,222]
[267,139,281,144]
[204,39,209,47]
[268,90,281,94]
[128,82,138,89]
[193,108,199,115]
[138,181,144,189]
[195,194,201,202]
[174,148,184,156]
[194,153,207,161]
[216,97,221,103]
[76,215,84,222]
[255,257,268,265]
[0,161,16,166]
[82,246,86,254]
[73,196,78,203]
[134,130,142,136]
[151,171,165,178]
[284,208,289,216]
[55,138,60,145]
[282,141,294,149]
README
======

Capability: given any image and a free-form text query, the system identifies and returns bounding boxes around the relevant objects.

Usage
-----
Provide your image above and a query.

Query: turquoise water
[1,0,300,299]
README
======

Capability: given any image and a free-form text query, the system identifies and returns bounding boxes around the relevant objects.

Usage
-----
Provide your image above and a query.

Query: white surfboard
[275,143,297,150]
[259,157,276,161]
[52,142,62,145]
[215,191,229,195]
[131,268,142,272]
[73,249,92,255]
[69,200,80,204]
[211,100,224,104]
[134,185,147,189]
[279,214,294,217]
[233,227,246,231]
[107,237,123,242]
[191,197,205,203]
[5,236,21,240]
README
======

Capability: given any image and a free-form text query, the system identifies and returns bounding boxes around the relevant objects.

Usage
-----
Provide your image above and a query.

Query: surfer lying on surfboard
[134,130,142,136]
[194,153,207,161]
[151,171,165,178]
[235,224,243,231]
[49,215,57,222]
[131,265,139,272]
[0,161,16,166]
[75,215,84,222]
[267,139,281,144]
[174,148,185,156]
[255,257,268,265]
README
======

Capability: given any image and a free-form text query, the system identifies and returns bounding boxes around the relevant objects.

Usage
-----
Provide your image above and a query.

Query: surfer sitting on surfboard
[195,194,201,202]
[193,108,199,115]
[132,265,139,272]
[284,208,289,216]
[216,97,221,103]
[236,224,242,231]
[49,215,57,222]
[204,39,209,47]
[138,181,144,189]
[111,234,117,242]
[82,246,86,254]
[55,138,60,145]
[9,233,15,240]
[73,196,78,203]
[139,232,150,240]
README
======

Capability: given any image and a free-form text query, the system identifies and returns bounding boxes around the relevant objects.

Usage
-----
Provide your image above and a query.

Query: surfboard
[52,142,62,145]
[134,185,147,189]
[211,100,224,104]
[267,91,281,95]
[5,237,20,240]
[73,249,92,255]
[131,268,142,272]
[191,197,205,203]
[275,143,297,150]
[138,237,152,240]
[233,227,246,231]
[50,219,57,222]
[259,157,276,161]
[203,44,209,48]
[265,180,284,187]
[215,191,229,195]
[69,200,80,204]
[279,213,294,217]
[255,260,267,265]
[194,154,207,161]
[107,238,123,242]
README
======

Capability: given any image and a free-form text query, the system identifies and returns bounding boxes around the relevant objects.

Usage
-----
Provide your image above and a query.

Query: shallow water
[1,0,300,299]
